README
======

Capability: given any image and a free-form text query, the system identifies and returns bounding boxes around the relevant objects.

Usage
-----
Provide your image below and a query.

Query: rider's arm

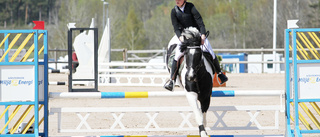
[191,5,206,36]
[171,8,183,38]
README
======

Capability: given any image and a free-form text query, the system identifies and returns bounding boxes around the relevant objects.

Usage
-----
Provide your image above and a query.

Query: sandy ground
[47,73,290,136]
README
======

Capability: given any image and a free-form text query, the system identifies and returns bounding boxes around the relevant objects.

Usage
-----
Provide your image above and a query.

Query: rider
[164,0,228,91]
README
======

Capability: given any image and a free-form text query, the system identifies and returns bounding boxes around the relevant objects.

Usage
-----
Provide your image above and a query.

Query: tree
[145,1,173,50]
[123,5,146,50]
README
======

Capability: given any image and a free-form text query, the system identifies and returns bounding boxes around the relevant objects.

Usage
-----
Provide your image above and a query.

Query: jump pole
[49,90,284,99]
[50,135,283,137]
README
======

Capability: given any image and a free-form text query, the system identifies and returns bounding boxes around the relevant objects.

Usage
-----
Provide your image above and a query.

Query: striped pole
[50,135,284,137]
[49,90,284,99]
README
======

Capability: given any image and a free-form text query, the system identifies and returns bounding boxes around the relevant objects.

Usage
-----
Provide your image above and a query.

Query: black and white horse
[167,27,213,137]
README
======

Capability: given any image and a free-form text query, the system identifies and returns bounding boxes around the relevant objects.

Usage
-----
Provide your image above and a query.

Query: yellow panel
[0,105,22,134]
[299,102,320,129]
[10,105,34,134]
[10,33,33,62]
[21,105,44,134]
[0,33,10,48]
[297,32,319,59]
[0,105,10,120]
[0,33,22,62]
[20,33,43,62]
[300,32,320,58]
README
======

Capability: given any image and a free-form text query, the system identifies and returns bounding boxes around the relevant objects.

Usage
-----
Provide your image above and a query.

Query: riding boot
[164,60,178,91]
[213,55,228,85]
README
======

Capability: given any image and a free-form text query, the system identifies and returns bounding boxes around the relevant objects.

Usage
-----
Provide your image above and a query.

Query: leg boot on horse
[164,60,179,91]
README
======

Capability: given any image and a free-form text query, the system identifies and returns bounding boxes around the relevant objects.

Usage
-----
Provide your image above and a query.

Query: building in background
[218,53,248,73]
[219,53,284,73]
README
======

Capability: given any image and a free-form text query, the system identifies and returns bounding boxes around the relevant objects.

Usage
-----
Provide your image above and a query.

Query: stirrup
[164,80,175,91]
[217,73,228,85]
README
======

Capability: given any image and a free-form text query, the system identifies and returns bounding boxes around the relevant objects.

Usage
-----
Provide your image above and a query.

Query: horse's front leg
[185,92,207,137]
[203,112,207,127]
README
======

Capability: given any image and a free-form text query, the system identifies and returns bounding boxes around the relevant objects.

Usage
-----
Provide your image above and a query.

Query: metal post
[106,2,110,62]
[54,48,57,69]
[108,19,111,62]
[272,0,277,73]
[102,0,105,31]
[94,28,98,91]
[68,29,73,92]
[106,2,109,20]
[261,47,264,73]
[123,48,127,63]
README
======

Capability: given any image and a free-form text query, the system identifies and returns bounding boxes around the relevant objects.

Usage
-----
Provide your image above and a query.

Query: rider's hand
[201,34,206,45]
[179,36,184,42]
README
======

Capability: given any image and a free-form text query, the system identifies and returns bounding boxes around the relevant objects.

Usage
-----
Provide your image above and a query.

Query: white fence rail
[49,90,284,134]
[50,105,283,133]
[98,63,168,86]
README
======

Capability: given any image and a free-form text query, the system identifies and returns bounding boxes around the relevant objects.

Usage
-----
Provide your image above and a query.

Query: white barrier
[49,81,67,85]
[49,90,284,136]
[48,69,69,74]
[50,105,282,132]
[98,62,168,86]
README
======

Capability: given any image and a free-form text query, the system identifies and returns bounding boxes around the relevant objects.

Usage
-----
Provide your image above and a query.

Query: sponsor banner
[0,65,44,102]
[297,63,320,99]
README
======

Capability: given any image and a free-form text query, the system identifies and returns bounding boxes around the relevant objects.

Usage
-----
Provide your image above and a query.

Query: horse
[166,27,214,137]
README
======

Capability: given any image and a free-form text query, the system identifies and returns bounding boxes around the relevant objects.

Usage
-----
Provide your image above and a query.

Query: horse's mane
[179,27,202,52]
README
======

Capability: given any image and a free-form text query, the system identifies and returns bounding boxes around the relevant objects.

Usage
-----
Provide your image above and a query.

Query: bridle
[185,46,204,82]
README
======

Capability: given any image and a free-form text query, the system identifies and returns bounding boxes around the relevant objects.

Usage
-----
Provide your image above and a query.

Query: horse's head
[179,27,203,82]
[179,27,202,52]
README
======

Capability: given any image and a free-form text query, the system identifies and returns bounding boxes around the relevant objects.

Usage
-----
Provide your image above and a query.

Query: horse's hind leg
[185,92,207,137]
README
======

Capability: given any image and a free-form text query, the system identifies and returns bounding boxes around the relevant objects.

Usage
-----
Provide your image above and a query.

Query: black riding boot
[164,60,178,91]
[213,55,228,85]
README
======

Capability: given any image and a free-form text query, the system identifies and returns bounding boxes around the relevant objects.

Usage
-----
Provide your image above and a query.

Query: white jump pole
[49,90,284,99]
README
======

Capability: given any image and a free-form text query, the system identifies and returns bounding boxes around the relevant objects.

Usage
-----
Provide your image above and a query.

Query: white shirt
[179,5,185,12]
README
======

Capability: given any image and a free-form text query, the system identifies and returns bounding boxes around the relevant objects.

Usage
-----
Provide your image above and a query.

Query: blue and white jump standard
[285,28,320,137]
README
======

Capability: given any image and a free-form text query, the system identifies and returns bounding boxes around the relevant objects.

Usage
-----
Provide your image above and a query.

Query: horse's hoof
[200,131,208,137]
